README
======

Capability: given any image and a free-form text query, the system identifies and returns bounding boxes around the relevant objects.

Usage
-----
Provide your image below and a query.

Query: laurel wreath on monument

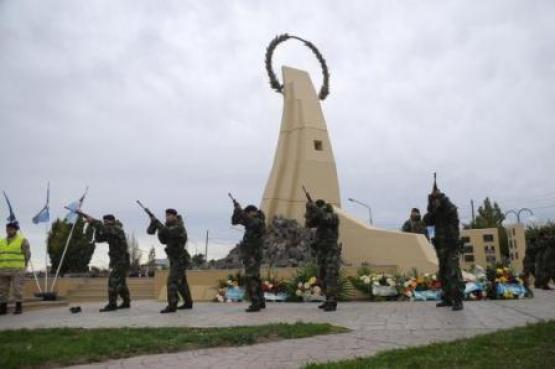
[265,34,330,100]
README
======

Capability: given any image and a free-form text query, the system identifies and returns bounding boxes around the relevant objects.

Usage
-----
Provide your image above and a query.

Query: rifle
[228,193,240,208]
[302,185,313,203]
[64,206,96,222]
[136,200,159,221]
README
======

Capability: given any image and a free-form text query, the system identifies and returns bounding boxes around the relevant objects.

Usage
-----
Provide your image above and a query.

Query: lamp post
[348,198,373,225]
[504,208,534,224]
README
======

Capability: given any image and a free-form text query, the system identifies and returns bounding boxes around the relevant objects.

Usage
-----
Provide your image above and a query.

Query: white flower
[304,282,311,290]
[297,282,303,288]
[387,278,395,286]
[373,281,380,286]
[226,280,233,286]
[362,276,371,285]
[404,281,411,288]
[296,289,302,296]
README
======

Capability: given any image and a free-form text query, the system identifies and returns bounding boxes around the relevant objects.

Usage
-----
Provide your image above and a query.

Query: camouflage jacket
[91,220,130,266]
[231,207,265,261]
[305,203,339,251]
[148,218,188,261]
[401,219,427,235]
[423,194,461,255]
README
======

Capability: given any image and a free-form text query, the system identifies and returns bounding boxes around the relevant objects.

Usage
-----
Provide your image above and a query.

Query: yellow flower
[496,268,503,275]
[308,276,317,286]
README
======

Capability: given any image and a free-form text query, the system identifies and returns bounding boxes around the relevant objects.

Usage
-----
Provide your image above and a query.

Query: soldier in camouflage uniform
[305,199,341,312]
[86,214,131,312]
[423,176,464,311]
[401,208,428,238]
[534,230,554,290]
[148,209,193,313]
[522,233,539,286]
[231,202,266,312]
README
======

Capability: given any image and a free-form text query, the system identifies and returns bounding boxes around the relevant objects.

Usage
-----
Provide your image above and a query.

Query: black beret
[315,199,326,207]
[165,208,178,215]
[103,214,116,221]
[244,205,258,212]
[6,221,19,230]
[411,208,420,213]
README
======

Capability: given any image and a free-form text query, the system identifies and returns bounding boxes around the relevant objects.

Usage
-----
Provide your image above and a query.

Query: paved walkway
[2,290,555,369]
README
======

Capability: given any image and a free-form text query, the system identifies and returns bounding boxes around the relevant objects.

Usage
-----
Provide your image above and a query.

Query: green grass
[0,322,348,369]
[304,320,555,369]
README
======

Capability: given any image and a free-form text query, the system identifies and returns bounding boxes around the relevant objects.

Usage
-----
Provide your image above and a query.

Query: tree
[470,197,509,259]
[147,246,156,267]
[127,233,142,273]
[47,217,95,275]
[191,253,206,269]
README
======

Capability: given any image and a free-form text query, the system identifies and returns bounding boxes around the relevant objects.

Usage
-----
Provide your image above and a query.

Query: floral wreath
[264,34,330,100]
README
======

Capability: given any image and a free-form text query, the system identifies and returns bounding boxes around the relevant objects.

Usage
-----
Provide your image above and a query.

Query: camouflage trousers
[0,270,25,303]
[437,252,464,304]
[167,259,192,309]
[318,247,340,302]
[108,263,130,306]
[243,256,263,307]
[522,252,536,278]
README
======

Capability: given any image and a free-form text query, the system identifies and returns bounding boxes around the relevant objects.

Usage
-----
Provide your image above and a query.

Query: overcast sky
[1,1,554,269]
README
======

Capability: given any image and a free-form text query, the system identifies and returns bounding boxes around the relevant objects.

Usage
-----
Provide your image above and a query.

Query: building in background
[460,228,501,269]
[505,223,527,273]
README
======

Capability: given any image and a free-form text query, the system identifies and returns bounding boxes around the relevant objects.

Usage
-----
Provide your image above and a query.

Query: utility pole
[204,230,209,261]
[471,199,475,226]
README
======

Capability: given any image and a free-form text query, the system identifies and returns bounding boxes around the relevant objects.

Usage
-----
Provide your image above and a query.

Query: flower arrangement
[214,272,246,302]
[486,265,529,299]
[401,271,443,301]
[350,266,400,300]
[286,263,352,302]
[261,272,289,302]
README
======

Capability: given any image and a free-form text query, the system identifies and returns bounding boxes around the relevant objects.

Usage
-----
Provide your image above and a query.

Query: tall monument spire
[261,66,340,222]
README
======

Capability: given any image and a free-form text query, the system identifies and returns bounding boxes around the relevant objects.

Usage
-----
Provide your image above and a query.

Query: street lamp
[504,208,534,224]
[348,197,373,225]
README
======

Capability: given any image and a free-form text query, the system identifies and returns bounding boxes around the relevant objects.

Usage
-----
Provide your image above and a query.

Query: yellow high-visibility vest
[0,233,26,270]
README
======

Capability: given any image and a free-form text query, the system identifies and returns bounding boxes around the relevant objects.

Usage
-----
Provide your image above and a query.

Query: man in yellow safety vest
[0,221,31,315]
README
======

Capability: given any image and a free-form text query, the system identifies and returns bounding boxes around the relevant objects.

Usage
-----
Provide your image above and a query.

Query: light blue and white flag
[64,187,88,224]
[32,183,50,224]
[2,191,17,223]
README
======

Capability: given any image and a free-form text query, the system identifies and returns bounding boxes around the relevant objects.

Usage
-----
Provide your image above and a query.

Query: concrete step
[67,295,155,302]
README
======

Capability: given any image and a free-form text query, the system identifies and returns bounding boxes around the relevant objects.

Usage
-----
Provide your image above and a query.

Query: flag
[32,183,50,224]
[3,191,16,223]
[64,187,88,224]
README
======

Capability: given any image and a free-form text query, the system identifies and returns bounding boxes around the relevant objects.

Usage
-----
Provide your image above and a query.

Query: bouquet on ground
[350,266,401,300]
[286,262,353,302]
[262,273,289,302]
[486,265,529,299]
[214,272,246,302]
[402,271,442,301]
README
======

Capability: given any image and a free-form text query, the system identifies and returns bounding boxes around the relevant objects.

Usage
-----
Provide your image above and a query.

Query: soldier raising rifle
[229,193,266,312]
[303,186,341,312]
[70,208,131,312]
[138,202,193,313]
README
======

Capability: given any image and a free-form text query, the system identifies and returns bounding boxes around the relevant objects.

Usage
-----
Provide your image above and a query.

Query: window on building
[513,228,516,236]
[461,236,470,244]
[483,234,494,242]
[514,240,518,249]
[313,140,323,151]
[515,252,519,260]
[491,246,495,253]
[464,255,475,262]
[463,245,474,254]
[510,254,514,261]
[486,255,497,264]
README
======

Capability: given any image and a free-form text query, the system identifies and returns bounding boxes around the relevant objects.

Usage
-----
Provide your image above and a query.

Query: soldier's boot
[323,301,337,312]
[318,302,328,309]
[160,305,177,314]
[99,304,118,312]
[177,302,193,310]
[541,285,552,290]
[452,300,464,311]
[436,300,453,307]
[118,291,131,309]
[245,304,261,313]
[0,302,8,315]
[13,302,22,315]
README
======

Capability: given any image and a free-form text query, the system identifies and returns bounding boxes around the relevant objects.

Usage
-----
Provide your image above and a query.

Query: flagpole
[50,186,88,292]
[44,222,49,292]
[50,219,78,292]
[29,260,43,293]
